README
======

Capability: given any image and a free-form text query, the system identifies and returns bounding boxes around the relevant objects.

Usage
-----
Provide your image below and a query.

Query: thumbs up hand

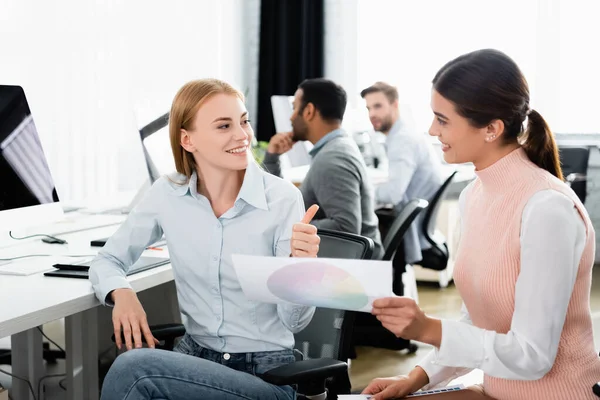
[291,205,321,258]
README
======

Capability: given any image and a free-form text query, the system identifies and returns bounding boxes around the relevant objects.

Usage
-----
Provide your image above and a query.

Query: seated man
[361,82,443,264]
[263,78,383,259]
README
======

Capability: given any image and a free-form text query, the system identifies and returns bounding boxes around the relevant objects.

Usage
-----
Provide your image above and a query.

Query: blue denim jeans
[100,334,296,400]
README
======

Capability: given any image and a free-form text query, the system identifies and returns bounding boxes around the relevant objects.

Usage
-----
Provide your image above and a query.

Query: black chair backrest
[382,199,429,261]
[293,229,374,363]
[558,146,590,204]
[422,171,458,242]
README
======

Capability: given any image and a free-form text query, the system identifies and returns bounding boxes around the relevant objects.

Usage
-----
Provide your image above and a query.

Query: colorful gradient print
[266,261,369,310]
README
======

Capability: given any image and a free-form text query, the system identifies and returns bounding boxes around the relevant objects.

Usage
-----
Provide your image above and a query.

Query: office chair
[353,199,428,353]
[380,199,429,292]
[112,229,375,400]
[419,171,458,271]
[595,351,600,397]
[558,146,590,204]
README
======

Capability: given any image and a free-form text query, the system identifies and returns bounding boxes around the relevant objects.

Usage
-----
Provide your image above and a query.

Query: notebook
[44,256,170,279]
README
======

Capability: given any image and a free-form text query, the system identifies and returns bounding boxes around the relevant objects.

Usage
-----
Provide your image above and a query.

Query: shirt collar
[308,128,345,157]
[236,160,269,211]
[169,161,269,211]
[388,119,404,137]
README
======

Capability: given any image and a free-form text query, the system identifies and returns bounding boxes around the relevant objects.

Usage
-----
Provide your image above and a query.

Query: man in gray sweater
[263,78,383,259]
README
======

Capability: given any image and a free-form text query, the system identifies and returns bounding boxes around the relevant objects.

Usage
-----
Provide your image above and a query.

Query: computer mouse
[42,237,67,245]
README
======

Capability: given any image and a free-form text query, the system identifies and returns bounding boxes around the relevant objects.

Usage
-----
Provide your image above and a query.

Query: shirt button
[216,223,221,229]
[212,286,218,293]
[223,353,231,360]
[212,256,218,261]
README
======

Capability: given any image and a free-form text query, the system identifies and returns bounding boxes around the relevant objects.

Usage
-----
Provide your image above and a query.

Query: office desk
[0,222,175,400]
[282,163,476,197]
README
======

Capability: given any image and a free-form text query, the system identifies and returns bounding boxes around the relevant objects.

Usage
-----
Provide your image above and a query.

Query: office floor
[2,268,600,399]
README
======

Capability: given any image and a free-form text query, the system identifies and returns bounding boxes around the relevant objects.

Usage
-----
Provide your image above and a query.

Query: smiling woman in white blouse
[363,49,600,400]
[90,79,321,400]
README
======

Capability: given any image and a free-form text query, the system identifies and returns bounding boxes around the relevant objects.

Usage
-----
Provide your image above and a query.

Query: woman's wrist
[418,317,442,348]
[407,366,430,392]
[110,288,135,303]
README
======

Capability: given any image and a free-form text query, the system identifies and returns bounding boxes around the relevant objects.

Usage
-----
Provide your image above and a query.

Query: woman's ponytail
[521,109,563,180]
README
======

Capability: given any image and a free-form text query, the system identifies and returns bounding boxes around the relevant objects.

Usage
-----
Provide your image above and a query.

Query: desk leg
[65,307,99,400]
[11,328,43,400]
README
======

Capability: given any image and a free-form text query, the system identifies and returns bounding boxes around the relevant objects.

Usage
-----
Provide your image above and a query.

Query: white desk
[282,163,475,195]
[0,221,175,400]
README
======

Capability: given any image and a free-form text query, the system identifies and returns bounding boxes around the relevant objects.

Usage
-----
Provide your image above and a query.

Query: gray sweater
[263,134,383,259]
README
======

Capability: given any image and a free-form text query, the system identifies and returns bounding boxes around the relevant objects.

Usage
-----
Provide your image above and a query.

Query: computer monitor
[0,85,63,230]
[139,112,172,183]
[270,95,313,169]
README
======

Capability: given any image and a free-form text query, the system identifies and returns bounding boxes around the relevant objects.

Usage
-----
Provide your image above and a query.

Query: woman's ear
[180,129,195,152]
[484,119,505,143]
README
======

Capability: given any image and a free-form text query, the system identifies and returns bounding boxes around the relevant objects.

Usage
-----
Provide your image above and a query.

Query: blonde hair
[169,78,245,182]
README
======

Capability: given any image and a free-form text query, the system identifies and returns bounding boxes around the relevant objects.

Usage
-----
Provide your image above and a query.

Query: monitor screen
[138,112,173,183]
[270,95,313,169]
[142,123,175,181]
[0,85,62,231]
[0,85,59,210]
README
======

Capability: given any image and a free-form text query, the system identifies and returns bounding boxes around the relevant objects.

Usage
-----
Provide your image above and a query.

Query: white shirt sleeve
[417,302,475,389]
[426,189,586,382]
[417,183,475,389]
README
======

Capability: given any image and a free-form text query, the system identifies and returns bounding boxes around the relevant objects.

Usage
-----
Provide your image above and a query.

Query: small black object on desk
[42,237,67,244]
[90,238,108,247]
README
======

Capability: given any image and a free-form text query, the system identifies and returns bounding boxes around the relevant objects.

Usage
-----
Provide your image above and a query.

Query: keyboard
[21,213,126,237]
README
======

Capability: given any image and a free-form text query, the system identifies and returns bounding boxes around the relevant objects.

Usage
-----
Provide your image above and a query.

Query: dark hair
[298,78,347,122]
[433,49,563,180]
[360,81,399,103]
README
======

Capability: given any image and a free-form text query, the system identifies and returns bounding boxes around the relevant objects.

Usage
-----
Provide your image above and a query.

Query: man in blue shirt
[361,82,443,264]
[264,79,383,259]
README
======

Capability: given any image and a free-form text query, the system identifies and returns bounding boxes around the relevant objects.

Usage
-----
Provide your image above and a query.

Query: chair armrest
[261,358,347,387]
[149,323,186,341]
[111,323,186,347]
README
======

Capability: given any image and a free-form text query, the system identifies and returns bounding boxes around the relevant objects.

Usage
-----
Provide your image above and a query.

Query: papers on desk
[337,385,466,398]
[231,255,393,312]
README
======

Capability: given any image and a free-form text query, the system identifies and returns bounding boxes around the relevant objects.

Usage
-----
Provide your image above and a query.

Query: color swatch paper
[231,255,393,312]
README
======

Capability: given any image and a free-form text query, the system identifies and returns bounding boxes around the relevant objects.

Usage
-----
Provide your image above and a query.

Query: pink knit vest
[453,148,600,400]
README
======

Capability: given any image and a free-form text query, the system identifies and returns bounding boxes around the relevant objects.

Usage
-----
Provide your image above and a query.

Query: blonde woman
[90,79,320,400]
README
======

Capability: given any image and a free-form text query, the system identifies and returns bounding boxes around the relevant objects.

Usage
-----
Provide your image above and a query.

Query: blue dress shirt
[89,160,316,353]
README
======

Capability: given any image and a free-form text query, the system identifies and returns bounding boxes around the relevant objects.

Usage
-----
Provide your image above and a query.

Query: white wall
[325,0,600,136]
[0,0,257,204]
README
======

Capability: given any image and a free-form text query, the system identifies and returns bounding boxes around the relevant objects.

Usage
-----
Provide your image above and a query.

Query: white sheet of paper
[231,255,393,312]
